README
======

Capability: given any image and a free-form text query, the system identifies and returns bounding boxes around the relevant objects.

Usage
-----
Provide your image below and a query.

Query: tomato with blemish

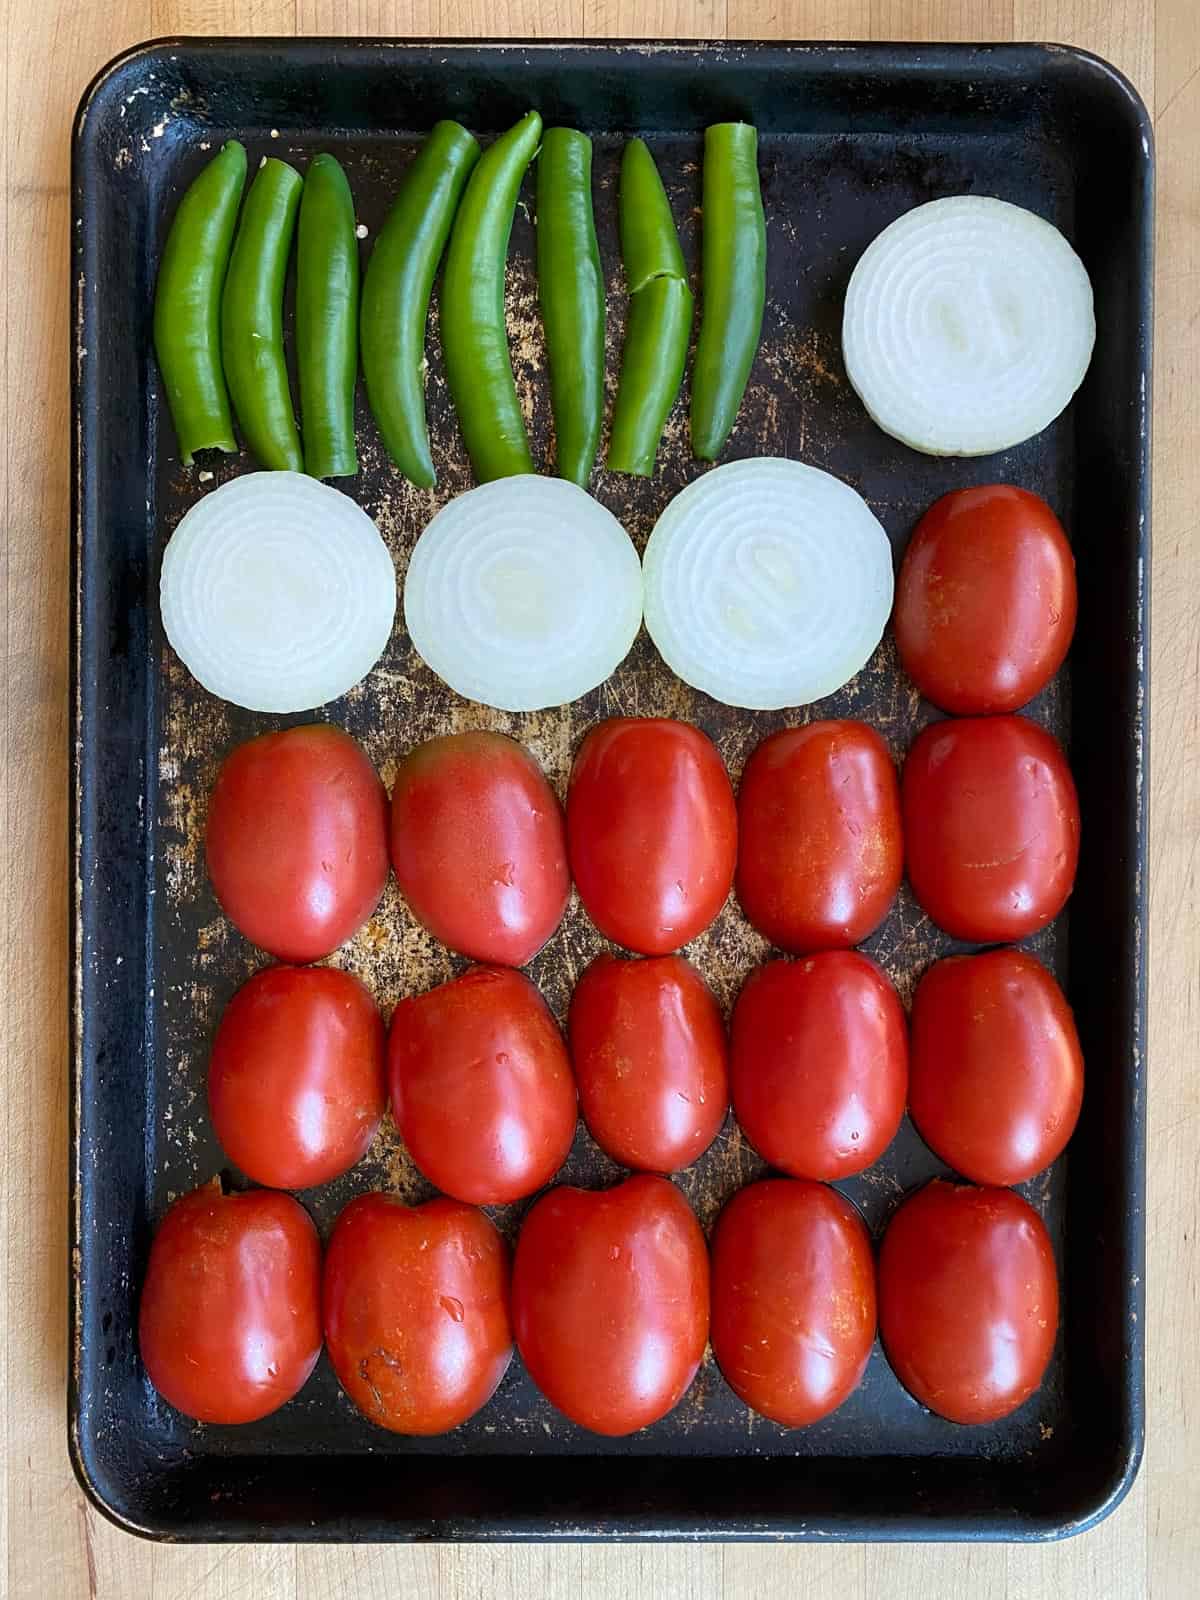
[323,1192,512,1434]
[138,1181,322,1424]
[879,1180,1059,1424]
[512,1175,709,1435]
[736,720,902,952]
[389,731,569,966]
[902,715,1079,942]
[567,717,737,954]
[711,1178,876,1426]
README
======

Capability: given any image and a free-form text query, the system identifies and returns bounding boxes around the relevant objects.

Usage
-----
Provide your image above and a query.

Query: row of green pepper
[153,117,765,486]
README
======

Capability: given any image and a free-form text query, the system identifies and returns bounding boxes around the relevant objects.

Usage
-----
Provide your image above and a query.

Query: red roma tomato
[323,1192,512,1435]
[909,949,1083,1185]
[902,715,1079,942]
[206,724,389,963]
[878,1181,1058,1424]
[389,731,569,967]
[568,954,729,1173]
[388,965,577,1205]
[208,965,385,1189]
[512,1175,709,1435]
[731,952,907,1180]
[138,1181,321,1424]
[566,717,737,954]
[710,1179,876,1426]
[894,486,1077,715]
[735,720,902,952]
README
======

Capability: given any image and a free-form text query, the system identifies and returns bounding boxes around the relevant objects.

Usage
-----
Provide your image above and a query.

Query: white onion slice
[160,471,396,712]
[842,196,1095,456]
[642,458,892,710]
[404,476,643,712]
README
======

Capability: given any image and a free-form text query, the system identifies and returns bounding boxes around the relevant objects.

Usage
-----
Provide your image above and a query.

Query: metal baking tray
[70,38,1152,1542]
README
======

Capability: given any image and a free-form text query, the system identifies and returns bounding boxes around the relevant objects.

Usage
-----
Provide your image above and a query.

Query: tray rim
[68,34,1153,1545]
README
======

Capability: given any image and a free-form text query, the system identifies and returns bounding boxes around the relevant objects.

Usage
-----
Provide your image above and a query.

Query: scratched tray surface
[71,41,1150,1540]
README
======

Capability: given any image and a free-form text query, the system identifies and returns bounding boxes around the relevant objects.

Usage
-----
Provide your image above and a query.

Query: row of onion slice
[160,459,893,715]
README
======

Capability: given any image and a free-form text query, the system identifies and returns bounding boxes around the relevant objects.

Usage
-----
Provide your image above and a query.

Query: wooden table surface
[3,0,1196,1595]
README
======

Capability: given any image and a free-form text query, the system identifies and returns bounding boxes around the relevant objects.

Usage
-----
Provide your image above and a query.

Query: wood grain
[3,1,1195,1596]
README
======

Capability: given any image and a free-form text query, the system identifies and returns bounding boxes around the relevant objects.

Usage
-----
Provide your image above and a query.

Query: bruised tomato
[568,954,729,1173]
[323,1193,512,1434]
[736,720,902,952]
[909,949,1083,1186]
[567,718,736,954]
[902,715,1079,942]
[711,1179,876,1426]
[389,731,569,967]
[731,952,907,1180]
[894,486,1077,715]
[138,1181,322,1424]
[878,1180,1058,1424]
[206,724,389,962]
[208,965,385,1190]
[512,1175,709,1435]
[388,966,577,1205]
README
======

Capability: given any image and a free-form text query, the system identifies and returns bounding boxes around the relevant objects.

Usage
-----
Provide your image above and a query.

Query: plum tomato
[389,731,569,966]
[894,485,1077,715]
[205,724,389,963]
[731,952,907,1180]
[388,965,577,1205]
[735,720,902,952]
[902,715,1079,942]
[878,1180,1059,1424]
[568,953,729,1173]
[909,948,1083,1186]
[208,964,386,1189]
[323,1192,512,1434]
[566,717,737,954]
[511,1174,709,1435]
[710,1178,876,1426]
[138,1180,322,1424]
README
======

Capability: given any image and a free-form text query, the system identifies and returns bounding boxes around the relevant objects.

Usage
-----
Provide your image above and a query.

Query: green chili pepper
[607,139,694,477]
[442,110,542,483]
[221,157,304,472]
[153,140,247,465]
[690,122,766,460]
[536,128,605,486]
[296,154,359,480]
[361,121,480,488]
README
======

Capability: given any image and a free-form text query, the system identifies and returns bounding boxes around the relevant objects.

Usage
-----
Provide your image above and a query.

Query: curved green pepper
[221,157,303,472]
[607,139,693,477]
[153,140,247,465]
[361,121,480,488]
[297,153,359,480]
[536,128,605,486]
[691,122,766,460]
[442,110,543,483]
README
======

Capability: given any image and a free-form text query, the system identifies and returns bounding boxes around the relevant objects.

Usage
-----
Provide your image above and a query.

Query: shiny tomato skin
[566,718,737,954]
[389,731,569,967]
[895,486,1077,715]
[138,1181,322,1424]
[568,954,729,1173]
[731,952,907,1180]
[388,965,577,1205]
[878,1180,1058,1424]
[736,720,902,952]
[323,1193,512,1435]
[902,716,1079,942]
[909,949,1084,1186]
[511,1175,709,1435]
[208,965,385,1189]
[206,724,389,963]
[711,1179,876,1426]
